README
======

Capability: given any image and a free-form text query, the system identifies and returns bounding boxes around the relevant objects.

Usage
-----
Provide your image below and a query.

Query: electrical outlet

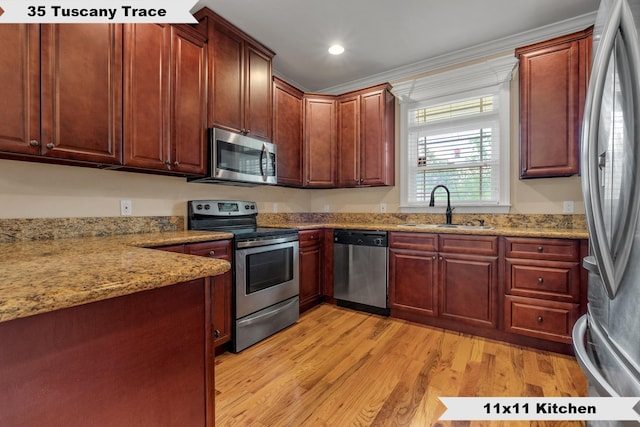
[563,200,574,214]
[380,203,387,213]
[273,203,278,213]
[323,204,330,212]
[120,199,132,216]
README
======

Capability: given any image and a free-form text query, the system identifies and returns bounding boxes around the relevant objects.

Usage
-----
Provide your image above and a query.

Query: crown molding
[318,11,596,95]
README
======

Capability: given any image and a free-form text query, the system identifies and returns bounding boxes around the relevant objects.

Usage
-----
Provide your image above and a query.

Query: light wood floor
[215,304,587,427]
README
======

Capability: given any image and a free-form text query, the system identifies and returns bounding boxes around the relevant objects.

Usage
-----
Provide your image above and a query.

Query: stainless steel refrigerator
[573,0,640,425]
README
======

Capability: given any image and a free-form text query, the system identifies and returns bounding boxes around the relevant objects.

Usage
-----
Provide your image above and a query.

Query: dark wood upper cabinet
[0,24,40,156]
[337,84,395,187]
[304,95,337,188]
[517,27,593,178]
[0,24,123,165]
[195,8,274,142]
[273,77,304,187]
[123,24,207,175]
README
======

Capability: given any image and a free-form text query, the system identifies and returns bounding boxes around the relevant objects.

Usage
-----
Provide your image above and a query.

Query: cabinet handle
[537,316,544,323]
[208,250,215,256]
[173,161,180,167]
[165,161,172,168]
[537,246,544,252]
[537,277,544,284]
[214,329,220,339]
[29,140,40,147]
[46,143,55,149]
[245,129,250,134]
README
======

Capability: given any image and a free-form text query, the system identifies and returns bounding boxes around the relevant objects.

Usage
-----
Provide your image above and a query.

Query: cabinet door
[170,25,207,175]
[299,241,322,313]
[337,94,360,187]
[517,29,592,178]
[245,45,272,141]
[0,25,40,155]
[211,22,244,134]
[40,24,123,164]
[439,253,498,328]
[273,77,304,186]
[304,96,336,187]
[360,88,394,186]
[123,24,170,170]
[389,248,438,317]
[185,240,232,348]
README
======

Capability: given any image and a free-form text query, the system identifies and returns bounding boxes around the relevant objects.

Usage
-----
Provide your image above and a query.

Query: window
[410,95,499,204]
[392,56,515,213]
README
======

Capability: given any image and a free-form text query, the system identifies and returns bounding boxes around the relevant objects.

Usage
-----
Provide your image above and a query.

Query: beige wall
[0,159,311,219]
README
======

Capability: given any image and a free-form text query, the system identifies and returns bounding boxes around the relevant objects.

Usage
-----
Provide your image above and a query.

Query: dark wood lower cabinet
[388,232,584,354]
[299,229,324,313]
[439,253,498,328]
[0,279,214,426]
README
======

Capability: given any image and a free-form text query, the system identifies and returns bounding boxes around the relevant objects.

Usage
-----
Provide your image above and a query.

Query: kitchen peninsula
[0,227,232,426]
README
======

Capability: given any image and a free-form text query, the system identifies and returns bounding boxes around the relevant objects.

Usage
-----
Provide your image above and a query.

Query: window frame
[392,55,517,214]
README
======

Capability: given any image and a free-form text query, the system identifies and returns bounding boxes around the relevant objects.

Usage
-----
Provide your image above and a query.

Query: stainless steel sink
[398,223,495,230]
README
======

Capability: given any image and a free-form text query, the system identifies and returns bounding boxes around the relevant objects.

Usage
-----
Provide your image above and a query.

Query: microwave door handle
[260,143,268,182]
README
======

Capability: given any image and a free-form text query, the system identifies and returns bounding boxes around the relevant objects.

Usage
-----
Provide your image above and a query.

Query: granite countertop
[265,222,589,240]
[0,230,233,324]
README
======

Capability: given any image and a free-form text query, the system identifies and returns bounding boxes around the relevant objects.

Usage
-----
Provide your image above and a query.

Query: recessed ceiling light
[328,44,345,55]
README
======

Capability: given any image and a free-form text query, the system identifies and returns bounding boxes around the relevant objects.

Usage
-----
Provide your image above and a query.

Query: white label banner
[0,1,198,23]
[439,397,640,421]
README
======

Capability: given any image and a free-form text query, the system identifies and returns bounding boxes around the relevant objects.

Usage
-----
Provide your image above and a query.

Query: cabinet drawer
[504,237,579,261]
[298,229,321,247]
[504,295,579,343]
[185,240,232,261]
[389,232,438,251]
[506,259,580,302]
[439,234,498,256]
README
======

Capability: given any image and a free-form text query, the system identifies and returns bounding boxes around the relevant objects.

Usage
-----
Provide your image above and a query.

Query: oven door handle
[236,234,299,249]
[236,297,298,327]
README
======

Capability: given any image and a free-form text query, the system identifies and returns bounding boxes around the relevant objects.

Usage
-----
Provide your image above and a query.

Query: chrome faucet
[429,185,454,225]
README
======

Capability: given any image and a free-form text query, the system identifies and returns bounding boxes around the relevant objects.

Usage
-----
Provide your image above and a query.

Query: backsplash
[0,216,184,243]
[258,213,587,230]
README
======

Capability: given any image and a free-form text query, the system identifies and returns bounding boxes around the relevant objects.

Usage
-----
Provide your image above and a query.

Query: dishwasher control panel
[333,229,388,247]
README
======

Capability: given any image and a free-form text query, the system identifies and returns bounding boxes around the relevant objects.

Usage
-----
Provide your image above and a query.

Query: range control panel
[189,200,257,216]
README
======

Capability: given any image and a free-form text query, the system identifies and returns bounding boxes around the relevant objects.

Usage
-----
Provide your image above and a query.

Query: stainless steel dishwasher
[333,229,389,316]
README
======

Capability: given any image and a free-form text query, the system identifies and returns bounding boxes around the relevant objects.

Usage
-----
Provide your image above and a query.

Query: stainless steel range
[187,200,299,352]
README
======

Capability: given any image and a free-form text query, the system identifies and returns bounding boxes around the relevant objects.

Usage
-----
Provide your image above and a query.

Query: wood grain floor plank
[215,304,587,427]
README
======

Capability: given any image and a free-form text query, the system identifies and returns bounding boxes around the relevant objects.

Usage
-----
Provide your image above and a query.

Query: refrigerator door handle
[582,0,640,299]
[572,316,620,397]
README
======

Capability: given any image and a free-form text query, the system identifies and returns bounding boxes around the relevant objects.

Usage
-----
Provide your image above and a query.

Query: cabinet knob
[439,256,443,261]
[537,277,544,284]
[537,246,544,252]
[245,129,250,134]
[214,329,220,339]
[537,316,544,323]
[46,143,55,149]
[29,140,40,147]
[173,161,180,167]
[432,255,436,260]
[209,250,215,257]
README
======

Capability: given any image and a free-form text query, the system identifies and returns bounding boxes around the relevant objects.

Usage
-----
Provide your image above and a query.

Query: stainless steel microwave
[189,128,277,186]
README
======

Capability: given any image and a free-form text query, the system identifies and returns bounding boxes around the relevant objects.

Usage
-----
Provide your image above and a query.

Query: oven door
[235,239,299,319]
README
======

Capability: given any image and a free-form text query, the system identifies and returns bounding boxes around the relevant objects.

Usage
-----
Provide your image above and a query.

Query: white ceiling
[192,0,600,93]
